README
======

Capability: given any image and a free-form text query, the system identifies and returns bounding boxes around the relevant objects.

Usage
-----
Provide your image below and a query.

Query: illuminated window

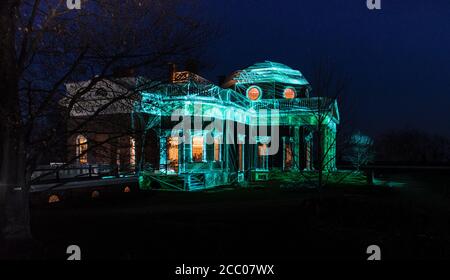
[48,194,60,204]
[238,144,244,171]
[192,136,204,162]
[130,137,136,166]
[167,137,179,172]
[214,137,221,161]
[258,144,268,170]
[76,135,88,165]
[283,87,296,99]
[246,86,262,101]
[284,141,293,170]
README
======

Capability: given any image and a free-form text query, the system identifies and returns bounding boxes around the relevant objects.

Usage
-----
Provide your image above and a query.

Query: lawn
[26,170,450,260]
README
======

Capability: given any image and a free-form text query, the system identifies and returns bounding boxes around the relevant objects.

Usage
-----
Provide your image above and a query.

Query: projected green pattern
[132,61,339,190]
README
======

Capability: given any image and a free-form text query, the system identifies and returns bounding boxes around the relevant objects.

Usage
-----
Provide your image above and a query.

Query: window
[283,87,296,99]
[167,137,179,172]
[116,148,121,166]
[284,141,293,170]
[130,137,136,166]
[238,144,244,171]
[192,136,204,162]
[76,135,88,165]
[258,143,268,170]
[214,137,221,161]
[246,86,262,101]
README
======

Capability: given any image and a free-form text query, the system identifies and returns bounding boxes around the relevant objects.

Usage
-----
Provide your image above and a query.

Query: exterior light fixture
[246,86,262,101]
[283,87,296,99]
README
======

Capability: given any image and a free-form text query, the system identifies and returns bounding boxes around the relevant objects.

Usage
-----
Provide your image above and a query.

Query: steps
[184,174,205,191]
[140,172,206,191]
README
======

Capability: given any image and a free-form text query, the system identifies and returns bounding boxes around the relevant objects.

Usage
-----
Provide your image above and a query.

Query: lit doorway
[167,137,179,173]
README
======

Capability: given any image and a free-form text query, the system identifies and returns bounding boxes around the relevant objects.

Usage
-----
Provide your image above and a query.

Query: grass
[262,169,368,188]
[15,169,450,260]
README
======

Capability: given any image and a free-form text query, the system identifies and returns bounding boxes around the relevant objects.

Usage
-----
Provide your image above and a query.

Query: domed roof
[233,61,309,86]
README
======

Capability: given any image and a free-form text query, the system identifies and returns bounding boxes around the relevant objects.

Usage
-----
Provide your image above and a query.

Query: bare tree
[0,0,213,253]
[301,59,348,189]
[344,131,375,171]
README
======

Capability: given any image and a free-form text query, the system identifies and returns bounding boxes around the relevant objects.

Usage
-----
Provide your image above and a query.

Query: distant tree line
[375,129,450,165]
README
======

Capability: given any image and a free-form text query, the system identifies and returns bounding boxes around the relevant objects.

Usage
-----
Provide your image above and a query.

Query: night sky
[200,0,450,137]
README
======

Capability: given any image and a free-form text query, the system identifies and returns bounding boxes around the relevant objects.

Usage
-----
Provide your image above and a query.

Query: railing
[139,79,336,121]
[31,164,136,184]
[252,97,334,111]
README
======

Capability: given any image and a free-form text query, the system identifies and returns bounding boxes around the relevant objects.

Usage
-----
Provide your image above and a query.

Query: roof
[233,61,310,86]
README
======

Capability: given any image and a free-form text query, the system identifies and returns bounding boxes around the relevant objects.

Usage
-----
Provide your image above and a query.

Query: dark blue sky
[200,0,450,137]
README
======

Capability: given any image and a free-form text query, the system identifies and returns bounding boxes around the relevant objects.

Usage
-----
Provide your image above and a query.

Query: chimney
[168,63,176,83]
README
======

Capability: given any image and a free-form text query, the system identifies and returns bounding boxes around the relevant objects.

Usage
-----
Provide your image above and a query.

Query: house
[64,61,340,190]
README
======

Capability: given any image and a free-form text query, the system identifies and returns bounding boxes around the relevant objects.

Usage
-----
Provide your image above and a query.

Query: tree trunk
[317,128,323,190]
[0,0,34,259]
[0,113,33,259]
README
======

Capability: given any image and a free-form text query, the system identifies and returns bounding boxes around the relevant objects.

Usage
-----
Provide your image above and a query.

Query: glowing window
[192,136,204,162]
[283,87,296,99]
[258,144,268,170]
[285,142,293,169]
[167,137,179,172]
[214,137,221,161]
[246,86,262,101]
[76,135,88,165]
[130,137,136,166]
[48,195,60,204]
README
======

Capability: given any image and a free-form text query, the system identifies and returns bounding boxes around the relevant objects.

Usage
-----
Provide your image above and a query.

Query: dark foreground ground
[23,170,450,260]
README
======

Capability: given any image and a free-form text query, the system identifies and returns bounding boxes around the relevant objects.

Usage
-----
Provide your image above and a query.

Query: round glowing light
[48,195,60,204]
[283,87,296,99]
[124,186,131,193]
[246,86,262,101]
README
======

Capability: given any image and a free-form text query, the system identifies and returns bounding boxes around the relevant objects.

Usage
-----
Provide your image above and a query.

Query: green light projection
[131,61,340,190]
[233,61,313,100]
[234,61,310,86]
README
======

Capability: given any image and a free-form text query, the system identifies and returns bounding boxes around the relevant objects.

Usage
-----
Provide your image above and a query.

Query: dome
[233,61,309,86]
